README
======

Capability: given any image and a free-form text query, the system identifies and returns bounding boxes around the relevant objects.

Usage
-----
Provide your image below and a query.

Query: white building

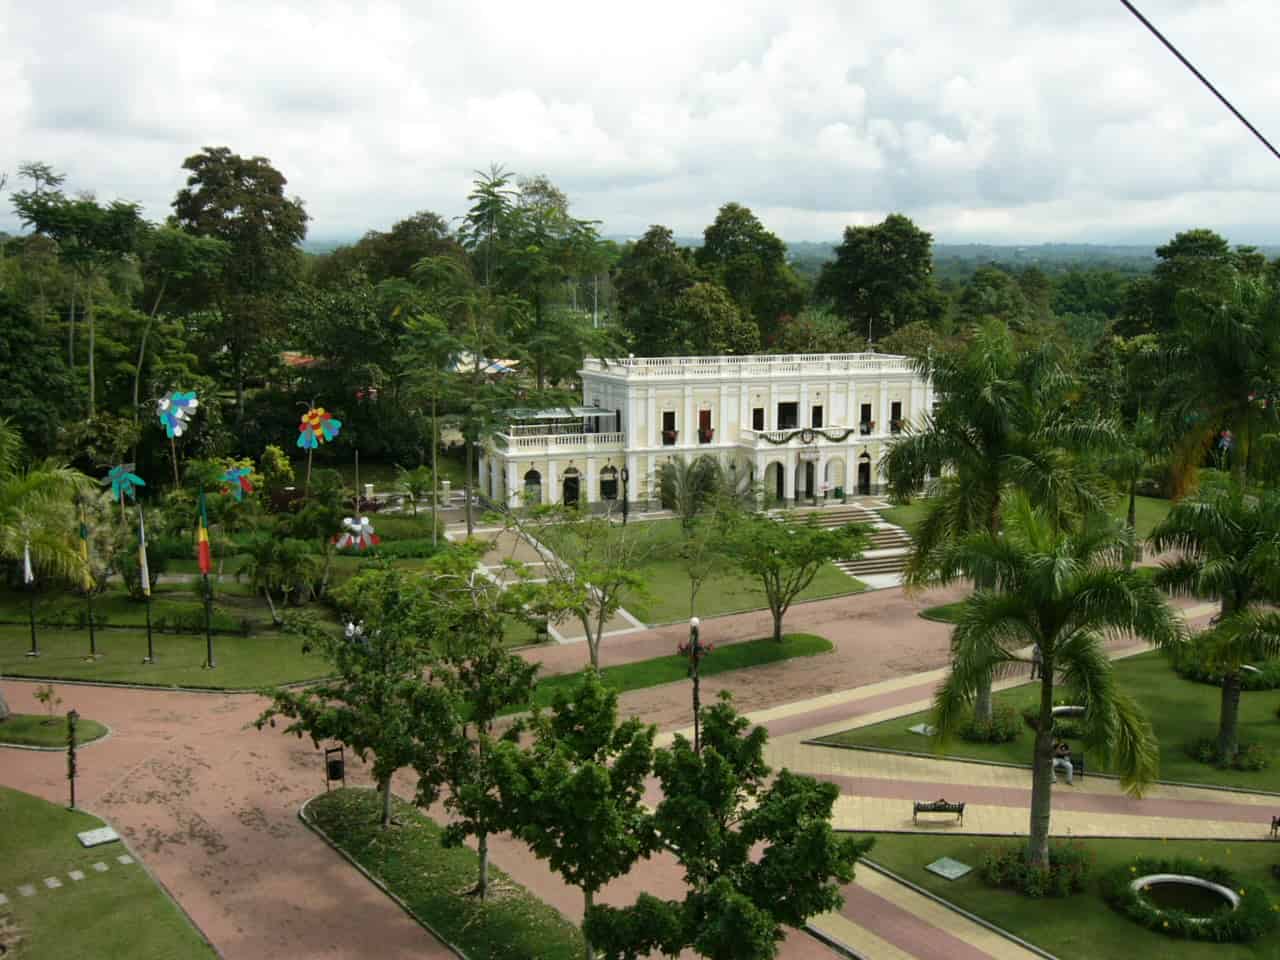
[480,353,933,510]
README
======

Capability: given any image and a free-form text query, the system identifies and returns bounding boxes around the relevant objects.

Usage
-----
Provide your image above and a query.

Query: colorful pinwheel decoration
[158,390,199,438]
[298,407,342,450]
[334,516,380,552]
[104,464,145,502]
[222,466,254,502]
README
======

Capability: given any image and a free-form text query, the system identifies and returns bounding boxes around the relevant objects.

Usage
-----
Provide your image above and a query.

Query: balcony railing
[582,353,914,380]
[739,424,887,448]
[493,431,624,454]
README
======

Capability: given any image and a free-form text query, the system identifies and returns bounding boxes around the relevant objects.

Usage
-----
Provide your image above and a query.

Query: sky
[1,0,1278,247]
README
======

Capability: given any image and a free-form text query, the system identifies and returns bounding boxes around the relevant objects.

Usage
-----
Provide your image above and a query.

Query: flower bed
[1101,857,1276,941]
[980,840,1092,898]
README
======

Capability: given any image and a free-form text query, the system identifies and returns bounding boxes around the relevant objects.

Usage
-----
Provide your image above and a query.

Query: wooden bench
[913,798,965,825]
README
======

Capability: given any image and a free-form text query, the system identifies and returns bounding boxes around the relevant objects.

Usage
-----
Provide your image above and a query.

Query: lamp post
[679,617,712,753]
[620,466,630,525]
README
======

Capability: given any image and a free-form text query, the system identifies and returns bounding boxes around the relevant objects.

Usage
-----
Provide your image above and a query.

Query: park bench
[913,798,965,825]
[1054,751,1086,781]
[1269,815,1280,838]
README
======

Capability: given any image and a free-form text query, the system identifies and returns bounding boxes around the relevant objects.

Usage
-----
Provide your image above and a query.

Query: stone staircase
[780,502,914,585]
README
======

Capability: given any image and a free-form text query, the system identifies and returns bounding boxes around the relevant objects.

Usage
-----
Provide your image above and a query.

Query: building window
[752,407,765,430]
[860,403,873,435]
[698,409,714,443]
[662,410,678,445]
[777,402,798,429]
[811,405,823,428]
[891,400,903,434]
[600,466,618,500]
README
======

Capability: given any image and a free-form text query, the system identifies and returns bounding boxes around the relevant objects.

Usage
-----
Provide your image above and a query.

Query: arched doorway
[763,462,784,504]
[600,466,618,501]
[795,460,815,501]
[857,453,872,495]
[523,469,542,505]
[562,467,581,506]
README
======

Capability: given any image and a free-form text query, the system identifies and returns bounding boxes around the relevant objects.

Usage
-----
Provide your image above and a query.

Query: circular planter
[1130,873,1239,922]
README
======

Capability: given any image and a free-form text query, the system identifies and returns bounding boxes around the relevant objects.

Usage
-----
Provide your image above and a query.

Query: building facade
[480,353,933,509]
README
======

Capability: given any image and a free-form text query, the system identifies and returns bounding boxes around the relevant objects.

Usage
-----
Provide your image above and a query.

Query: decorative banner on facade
[334,516,379,551]
[297,407,342,449]
[104,464,145,501]
[222,466,254,502]
[158,391,199,438]
[760,427,859,445]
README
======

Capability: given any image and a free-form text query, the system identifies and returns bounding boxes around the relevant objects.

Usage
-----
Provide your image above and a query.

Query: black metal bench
[913,798,965,825]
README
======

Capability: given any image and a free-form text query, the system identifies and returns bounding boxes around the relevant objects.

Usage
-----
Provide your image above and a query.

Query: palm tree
[1155,272,1280,494]
[237,534,321,625]
[1148,477,1280,760]
[657,455,719,530]
[886,319,1115,720]
[932,494,1184,867]
[1100,411,1163,565]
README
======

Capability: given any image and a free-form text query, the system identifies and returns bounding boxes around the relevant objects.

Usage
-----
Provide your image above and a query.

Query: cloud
[0,0,1277,246]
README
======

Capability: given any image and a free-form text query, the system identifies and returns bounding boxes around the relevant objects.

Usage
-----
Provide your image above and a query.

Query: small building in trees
[480,353,933,509]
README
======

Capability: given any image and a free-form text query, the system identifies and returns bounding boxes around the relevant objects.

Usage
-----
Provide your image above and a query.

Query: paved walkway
[0,589,1232,960]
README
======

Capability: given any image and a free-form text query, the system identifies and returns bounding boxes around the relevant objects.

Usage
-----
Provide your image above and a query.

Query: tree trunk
[476,830,489,903]
[133,278,166,426]
[380,776,393,829]
[262,588,280,627]
[465,439,474,536]
[1126,476,1138,567]
[974,682,994,727]
[1026,664,1055,868]
[1217,670,1243,761]
[86,292,96,419]
[771,606,784,643]
[67,285,76,374]
[583,888,597,960]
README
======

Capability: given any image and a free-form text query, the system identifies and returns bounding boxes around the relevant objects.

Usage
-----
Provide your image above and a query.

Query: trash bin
[327,755,344,781]
[834,486,844,498]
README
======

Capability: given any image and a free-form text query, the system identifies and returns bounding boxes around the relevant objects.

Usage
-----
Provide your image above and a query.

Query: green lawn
[0,583,283,635]
[305,788,584,960]
[0,786,216,959]
[519,633,832,714]
[0,714,108,748]
[544,518,864,625]
[877,501,929,535]
[864,833,1280,959]
[818,650,1280,792]
[919,601,965,623]
[0,626,332,690]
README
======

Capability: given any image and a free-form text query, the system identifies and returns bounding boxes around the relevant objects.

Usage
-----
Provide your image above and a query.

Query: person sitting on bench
[1052,740,1074,785]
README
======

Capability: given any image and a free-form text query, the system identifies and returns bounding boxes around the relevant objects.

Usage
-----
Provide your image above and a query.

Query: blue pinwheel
[222,466,254,502]
[103,464,145,502]
[158,390,199,438]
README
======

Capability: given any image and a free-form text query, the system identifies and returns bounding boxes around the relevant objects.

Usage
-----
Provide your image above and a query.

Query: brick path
[0,591,1228,960]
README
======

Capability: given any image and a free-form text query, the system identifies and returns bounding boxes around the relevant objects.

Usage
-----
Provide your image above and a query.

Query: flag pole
[78,501,98,661]
[24,540,38,658]
[198,487,216,669]
[138,505,154,664]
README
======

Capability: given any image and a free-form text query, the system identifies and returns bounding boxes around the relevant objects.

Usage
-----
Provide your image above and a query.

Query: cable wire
[1118,0,1280,162]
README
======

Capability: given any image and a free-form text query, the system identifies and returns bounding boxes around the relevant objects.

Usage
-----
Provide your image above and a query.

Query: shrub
[1101,857,1276,942]
[980,841,1092,898]
[960,703,1021,743]
[355,538,441,561]
[1185,738,1270,771]
[1174,651,1280,691]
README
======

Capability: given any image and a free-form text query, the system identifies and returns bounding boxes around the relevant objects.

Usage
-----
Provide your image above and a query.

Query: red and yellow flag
[197,490,212,576]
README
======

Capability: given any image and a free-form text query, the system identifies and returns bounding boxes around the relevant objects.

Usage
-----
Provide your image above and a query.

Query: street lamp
[620,466,630,525]
[678,617,713,753]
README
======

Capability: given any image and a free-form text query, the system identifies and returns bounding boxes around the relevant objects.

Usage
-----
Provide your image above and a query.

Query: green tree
[255,567,435,828]
[723,512,868,642]
[493,671,658,960]
[932,495,1183,868]
[613,225,696,355]
[1149,477,1280,760]
[237,533,320,623]
[671,281,759,355]
[657,455,721,530]
[885,319,1115,721]
[817,214,941,341]
[586,692,870,960]
[696,203,803,345]
[410,547,539,903]
[172,147,309,417]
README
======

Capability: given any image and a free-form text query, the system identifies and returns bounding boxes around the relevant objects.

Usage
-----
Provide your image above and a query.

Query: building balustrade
[494,431,625,454]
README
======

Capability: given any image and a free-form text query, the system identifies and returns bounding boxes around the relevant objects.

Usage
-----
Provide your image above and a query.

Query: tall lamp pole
[620,466,630,525]
[679,617,712,753]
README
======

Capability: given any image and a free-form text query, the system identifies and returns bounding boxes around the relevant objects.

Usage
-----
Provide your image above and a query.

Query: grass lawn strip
[879,495,1172,541]
[0,714,108,748]
[304,787,585,960]
[817,650,1280,793]
[0,786,215,959]
[519,633,832,714]
[0,626,333,689]
[863,833,1280,960]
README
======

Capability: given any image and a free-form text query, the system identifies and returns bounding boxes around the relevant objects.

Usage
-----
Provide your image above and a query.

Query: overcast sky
[2,0,1277,247]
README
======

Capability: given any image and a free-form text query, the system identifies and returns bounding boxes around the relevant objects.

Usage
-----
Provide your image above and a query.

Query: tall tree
[696,203,803,345]
[613,225,696,355]
[932,495,1183,868]
[1149,477,1280,760]
[886,319,1116,721]
[172,147,309,417]
[494,671,658,960]
[817,213,941,341]
[586,692,870,960]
